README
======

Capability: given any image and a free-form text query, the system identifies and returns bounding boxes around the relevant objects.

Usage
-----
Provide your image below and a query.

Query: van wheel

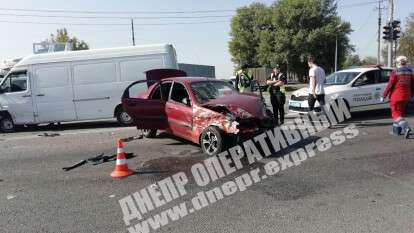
[116,108,133,126]
[142,129,157,138]
[200,126,224,156]
[0,117,15,133]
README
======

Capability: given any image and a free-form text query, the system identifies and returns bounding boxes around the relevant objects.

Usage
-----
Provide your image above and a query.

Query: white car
[289,67,392,113]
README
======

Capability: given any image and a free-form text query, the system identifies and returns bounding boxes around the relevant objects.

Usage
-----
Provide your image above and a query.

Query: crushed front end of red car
[199,93,275,136]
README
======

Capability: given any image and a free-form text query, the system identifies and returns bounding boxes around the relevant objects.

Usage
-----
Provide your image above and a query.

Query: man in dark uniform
[266,65,287,125]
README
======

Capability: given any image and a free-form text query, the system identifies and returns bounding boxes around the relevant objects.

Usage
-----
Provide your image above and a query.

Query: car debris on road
[62,152,136,171]
[38,132,61,137]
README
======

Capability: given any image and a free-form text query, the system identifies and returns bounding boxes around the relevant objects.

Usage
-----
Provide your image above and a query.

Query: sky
[0,0,412,78]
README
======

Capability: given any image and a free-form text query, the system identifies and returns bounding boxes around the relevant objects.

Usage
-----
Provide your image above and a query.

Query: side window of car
[161,82,172,101]
[151,85,162,100]
[378,70,390,83]
[354,71,376,86]
[151,82,172,101]
[0,72,28,93]
[170,82,191,106]
[127,82,147,98]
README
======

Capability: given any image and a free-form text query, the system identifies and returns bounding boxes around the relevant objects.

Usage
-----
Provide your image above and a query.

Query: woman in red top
[382,56,414,138]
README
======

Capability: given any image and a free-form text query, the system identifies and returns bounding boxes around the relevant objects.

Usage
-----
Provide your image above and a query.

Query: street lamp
[335,35,338,72]
[334,23,343,72]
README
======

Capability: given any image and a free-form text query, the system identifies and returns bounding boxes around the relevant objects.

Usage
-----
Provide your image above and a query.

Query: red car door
[166,82,194,140]
[122,81,170,130]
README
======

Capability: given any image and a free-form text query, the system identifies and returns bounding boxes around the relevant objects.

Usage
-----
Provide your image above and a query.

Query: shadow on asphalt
[13,121,127,133]
[138,155,206,173]
[154,132,199,146]
[266,135,321,159]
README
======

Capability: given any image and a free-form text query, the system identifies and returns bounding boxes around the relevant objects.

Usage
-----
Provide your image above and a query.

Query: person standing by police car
[307,56,326,114]
[266,65,287,125]
[382,56,414,138]
[235,64,254,93]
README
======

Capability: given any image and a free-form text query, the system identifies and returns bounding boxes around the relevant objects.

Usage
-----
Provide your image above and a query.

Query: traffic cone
[111,139,134,178]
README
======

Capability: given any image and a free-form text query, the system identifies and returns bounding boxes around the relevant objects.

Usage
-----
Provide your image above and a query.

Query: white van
[0,44,178,132]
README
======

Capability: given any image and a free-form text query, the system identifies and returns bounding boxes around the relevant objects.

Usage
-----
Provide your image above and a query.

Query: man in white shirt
[307,56,326,113]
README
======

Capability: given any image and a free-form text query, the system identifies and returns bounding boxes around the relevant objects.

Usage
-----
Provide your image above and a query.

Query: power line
[355,7,376,31]
[0,19,229,26]
[338,0,386,8]
[0,7,234,15]
[0,12,233,19]
[0,2,384,17]
[0,2,387,28]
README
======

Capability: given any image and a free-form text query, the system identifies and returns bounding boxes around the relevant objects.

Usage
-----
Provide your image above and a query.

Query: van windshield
[325,72,360,85]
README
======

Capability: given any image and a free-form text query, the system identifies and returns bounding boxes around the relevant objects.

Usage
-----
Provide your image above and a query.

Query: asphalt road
[1,106,414,233]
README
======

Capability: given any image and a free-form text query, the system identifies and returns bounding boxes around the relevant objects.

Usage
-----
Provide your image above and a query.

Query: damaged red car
[122,69,275,156]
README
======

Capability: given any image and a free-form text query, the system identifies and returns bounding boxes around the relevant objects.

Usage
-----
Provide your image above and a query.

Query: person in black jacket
[266,65,287,125]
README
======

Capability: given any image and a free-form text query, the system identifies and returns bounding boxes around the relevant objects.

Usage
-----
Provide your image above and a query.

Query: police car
[289,66,392,113]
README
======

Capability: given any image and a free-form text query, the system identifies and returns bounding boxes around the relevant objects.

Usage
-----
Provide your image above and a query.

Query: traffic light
[391,20,401,40]
[383,23,392,40]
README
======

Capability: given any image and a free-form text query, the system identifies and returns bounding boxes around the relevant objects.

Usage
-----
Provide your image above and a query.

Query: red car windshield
[191,80,236,104]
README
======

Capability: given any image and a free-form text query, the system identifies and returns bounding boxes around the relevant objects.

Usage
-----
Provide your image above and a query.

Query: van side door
[0,70,35,124]
[72,62,118,120]
[33,64,77,123]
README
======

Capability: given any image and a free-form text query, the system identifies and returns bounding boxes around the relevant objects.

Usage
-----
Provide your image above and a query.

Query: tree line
[228,0,414,78]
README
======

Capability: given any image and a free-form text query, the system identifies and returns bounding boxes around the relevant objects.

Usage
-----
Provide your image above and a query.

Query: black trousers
[270,93,286,125]
[308,94,326,111]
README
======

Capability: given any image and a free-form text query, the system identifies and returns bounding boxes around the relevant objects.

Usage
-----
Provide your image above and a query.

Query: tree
[398,14,414,63]
[228,0,352,77]
[229,3,270,68]
[343,54,362,68]
[47,28,89,51]
[361,56,377,65]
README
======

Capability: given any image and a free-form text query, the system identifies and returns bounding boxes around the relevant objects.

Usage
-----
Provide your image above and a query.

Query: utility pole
[334,23,342,72]
[131,19,136,46]
[335,35,338,72]
[387,0,394,67]
[376,0,384,65]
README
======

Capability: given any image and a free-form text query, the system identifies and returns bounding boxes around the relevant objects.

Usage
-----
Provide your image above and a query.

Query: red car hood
[201,93,266,119]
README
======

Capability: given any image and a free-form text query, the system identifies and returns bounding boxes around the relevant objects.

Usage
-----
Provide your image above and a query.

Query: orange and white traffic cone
[111,139,134,178]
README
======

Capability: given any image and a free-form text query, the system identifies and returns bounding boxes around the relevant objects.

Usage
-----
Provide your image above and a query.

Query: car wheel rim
[202,131,218,155]
[142,129,150,134]
[120,111,132,123]
[2,119,13,130]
